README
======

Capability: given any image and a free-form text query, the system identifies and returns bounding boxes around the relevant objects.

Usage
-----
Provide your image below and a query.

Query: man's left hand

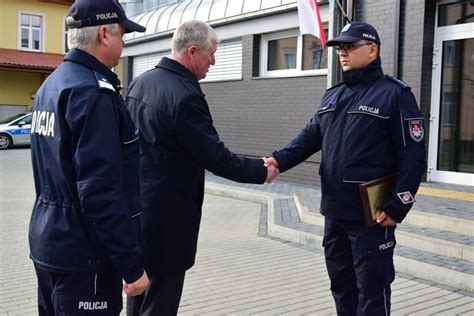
[376,211,397,227]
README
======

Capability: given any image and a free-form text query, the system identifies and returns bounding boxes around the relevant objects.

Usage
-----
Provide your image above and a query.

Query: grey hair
[171,20,219,54]
[66,16,119,50]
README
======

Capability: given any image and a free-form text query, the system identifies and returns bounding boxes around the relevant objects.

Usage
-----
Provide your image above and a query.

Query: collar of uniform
[64,48,119,90]
[342,57,384,87]
[156,57,203,95]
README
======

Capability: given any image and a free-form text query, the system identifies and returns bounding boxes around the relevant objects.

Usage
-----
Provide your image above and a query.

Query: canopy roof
[125,0,299,42]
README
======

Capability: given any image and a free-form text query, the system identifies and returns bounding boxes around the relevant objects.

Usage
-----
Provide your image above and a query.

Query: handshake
[262,157,280,183]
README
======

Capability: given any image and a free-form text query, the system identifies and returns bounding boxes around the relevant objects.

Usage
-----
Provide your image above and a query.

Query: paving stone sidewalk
[1,149,473,315]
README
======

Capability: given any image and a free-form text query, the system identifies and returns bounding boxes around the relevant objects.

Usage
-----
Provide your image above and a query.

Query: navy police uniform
[29,48,144,315]
[29,0,146,314]
[272,23,426,314]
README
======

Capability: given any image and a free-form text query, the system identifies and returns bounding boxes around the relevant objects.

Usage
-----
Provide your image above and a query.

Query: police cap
[326,21,380,46]
[67,0,146,33]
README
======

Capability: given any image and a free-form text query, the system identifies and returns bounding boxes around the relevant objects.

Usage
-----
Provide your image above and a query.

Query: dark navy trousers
[323,217,396,316]
[35,264,122,315]
[127,270,186,316]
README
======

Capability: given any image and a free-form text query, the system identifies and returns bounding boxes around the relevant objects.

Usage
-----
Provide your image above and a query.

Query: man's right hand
[123,271,149,296]
[265,164,280,183]
[263,157,279,168]
[262,157,280,183]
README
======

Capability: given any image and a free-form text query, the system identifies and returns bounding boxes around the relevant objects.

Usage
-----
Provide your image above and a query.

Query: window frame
[18,10,46,52]
[260,28,328,78]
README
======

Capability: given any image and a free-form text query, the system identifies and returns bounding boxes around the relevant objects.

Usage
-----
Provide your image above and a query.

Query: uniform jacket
[126,57,267,273]
[273,58,427,223]
[29,48,144,283]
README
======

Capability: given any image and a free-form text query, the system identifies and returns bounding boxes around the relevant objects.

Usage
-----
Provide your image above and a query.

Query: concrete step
[204,182,474,292]
[294,193,474,261]
[403,210,474,237]
[269,196,474,292]
[297,192,474,236]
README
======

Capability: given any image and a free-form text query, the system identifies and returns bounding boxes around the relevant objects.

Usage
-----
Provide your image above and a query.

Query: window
[18,114,32,125]
[132,39,243,82]
[268,37,297,70]
[18,12,44,52]
[202,39,242,82]
[302,34,327,70]
[260,29,328,77]
[438,1,474,27]
[133,51,171,78]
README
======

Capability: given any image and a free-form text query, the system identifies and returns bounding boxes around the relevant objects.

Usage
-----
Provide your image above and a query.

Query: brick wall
[354,0,399,76]
[356,0,434,179]
[350,0,437,112]
[124,2,439,187]
[399,0,435,147]
[201,34,325,187]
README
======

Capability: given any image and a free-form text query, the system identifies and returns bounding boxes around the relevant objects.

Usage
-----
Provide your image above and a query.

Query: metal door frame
[427,4,474,185]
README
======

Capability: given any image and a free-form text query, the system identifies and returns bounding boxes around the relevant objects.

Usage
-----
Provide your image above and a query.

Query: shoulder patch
[408,119,424,142]
[326,81,344,91]
[386,76,410,90]
[94,71,116,92]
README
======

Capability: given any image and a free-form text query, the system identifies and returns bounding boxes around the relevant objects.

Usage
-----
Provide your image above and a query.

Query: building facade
[0,0,71,118]
[121,0,473,187]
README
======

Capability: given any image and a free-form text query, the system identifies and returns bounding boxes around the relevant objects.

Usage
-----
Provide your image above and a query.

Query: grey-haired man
[126,20,279,315]
[29,1,148,314]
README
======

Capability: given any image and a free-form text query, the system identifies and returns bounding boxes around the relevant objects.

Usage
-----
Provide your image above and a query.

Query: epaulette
[386,75,411,89]
[326,81,344,91]
[94,71,116,92]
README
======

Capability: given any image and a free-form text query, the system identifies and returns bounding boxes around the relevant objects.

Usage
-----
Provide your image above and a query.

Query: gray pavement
[1,148,473,315]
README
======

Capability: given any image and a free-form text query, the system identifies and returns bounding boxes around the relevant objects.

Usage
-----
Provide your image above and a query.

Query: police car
[0,112,32,149]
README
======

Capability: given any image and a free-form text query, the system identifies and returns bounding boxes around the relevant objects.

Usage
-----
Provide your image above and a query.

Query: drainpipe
[346,0,353,23]
[327,0,337,88]
[328,0,354,88]
[393,0,401,77]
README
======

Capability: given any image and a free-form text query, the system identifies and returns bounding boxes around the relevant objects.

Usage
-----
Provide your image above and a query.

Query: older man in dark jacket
[125,20,278,315]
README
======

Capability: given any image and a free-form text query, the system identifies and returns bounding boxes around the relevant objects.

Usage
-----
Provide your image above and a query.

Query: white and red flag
[297,0,326,48]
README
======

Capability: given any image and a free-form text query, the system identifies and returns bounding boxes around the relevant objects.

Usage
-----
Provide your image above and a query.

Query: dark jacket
[29,48,143,283]
[126,57,267,273]
[273,58,427,223]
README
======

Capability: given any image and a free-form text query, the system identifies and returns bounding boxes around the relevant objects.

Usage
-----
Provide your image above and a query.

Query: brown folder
[359,174,396,227]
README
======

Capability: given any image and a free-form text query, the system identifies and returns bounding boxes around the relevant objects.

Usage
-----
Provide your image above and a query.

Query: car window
[0,113,27,124]
[19,114,32,125]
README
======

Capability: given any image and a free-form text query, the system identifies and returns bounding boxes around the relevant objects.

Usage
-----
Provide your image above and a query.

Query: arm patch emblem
[409,119,424,142]
[397,191,415,204]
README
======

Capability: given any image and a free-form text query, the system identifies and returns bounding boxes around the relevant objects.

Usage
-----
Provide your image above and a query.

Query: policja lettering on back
[28,0,148,314]
[31,110,55,137]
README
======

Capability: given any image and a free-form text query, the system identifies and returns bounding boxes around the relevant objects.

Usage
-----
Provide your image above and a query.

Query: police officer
[264,22,427,315]
[29,1,148,314]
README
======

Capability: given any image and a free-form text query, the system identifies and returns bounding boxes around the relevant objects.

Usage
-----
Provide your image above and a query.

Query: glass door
[428,1,474,185]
